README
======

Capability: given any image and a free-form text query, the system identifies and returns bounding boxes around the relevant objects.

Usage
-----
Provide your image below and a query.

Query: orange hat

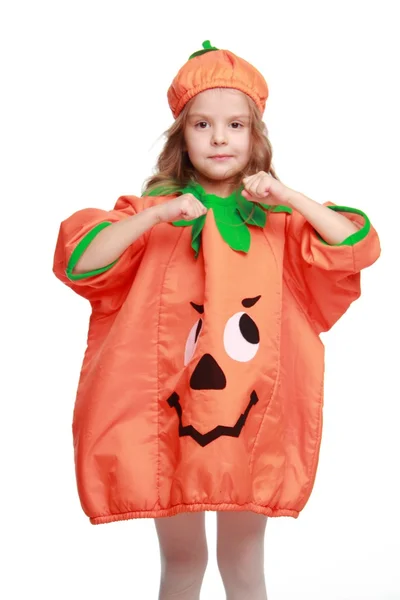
[167,40,269,119]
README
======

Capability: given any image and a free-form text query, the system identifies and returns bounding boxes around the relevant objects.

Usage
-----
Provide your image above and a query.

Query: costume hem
[89,502,299,525]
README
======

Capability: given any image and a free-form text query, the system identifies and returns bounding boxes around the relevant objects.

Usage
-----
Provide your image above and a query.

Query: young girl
[53,40,381,600]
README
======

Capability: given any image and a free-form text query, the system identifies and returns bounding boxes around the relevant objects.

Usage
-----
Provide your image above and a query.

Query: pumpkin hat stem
[188,40,220,59]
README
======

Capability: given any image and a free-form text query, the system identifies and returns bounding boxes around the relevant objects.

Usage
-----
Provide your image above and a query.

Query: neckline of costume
[144,179,292,258]
[180,181,245,207]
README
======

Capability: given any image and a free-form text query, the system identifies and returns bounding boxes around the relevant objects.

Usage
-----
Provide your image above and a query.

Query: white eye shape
[184,319,203,366]
[223,312,260,362]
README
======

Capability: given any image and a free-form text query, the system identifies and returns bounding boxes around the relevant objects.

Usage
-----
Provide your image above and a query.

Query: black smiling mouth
[166,391,259,447]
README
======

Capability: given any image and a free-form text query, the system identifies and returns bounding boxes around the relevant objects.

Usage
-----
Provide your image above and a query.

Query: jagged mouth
[166,390,259,447]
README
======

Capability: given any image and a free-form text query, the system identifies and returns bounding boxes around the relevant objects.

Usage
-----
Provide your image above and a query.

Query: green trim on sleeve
[66,221,118,281]
[315,206,371,246]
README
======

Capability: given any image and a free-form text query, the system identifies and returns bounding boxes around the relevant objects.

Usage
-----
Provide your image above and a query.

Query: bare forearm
[287,191,359,244]
[73,206,161,273]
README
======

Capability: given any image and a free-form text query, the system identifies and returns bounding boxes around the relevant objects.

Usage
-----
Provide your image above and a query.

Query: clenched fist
[155,193,208,224]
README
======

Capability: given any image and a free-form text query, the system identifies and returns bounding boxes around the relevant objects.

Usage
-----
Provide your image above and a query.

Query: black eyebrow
[242,295,261,308]
[190,302,204,314]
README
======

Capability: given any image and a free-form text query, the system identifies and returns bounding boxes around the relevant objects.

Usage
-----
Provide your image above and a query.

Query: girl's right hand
[155,193,208,224]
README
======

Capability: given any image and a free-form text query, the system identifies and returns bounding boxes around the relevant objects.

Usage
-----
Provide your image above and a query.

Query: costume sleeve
[53,195,148,305]
[283,201,381,334]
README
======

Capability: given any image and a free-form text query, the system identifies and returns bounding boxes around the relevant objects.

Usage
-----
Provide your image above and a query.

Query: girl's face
[183,88,252,196]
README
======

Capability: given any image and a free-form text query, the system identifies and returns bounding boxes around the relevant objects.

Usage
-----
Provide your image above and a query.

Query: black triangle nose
[190,353,227,390]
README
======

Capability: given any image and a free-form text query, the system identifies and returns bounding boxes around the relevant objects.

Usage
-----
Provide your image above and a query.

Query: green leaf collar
[171,181,292,258]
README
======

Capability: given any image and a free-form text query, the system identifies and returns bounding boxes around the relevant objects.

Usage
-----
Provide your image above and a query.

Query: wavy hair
[141,90,281,198]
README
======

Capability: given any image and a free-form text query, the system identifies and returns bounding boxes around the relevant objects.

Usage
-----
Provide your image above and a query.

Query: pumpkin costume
[53,42,381,525]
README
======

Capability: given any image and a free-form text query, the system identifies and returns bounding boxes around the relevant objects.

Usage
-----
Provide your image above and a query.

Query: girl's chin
[200,166,241,180]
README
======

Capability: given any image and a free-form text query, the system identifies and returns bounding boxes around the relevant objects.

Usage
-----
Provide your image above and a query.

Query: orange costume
[53,42,381,525]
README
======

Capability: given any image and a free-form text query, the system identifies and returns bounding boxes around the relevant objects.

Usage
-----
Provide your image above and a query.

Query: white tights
[154,510,268,600]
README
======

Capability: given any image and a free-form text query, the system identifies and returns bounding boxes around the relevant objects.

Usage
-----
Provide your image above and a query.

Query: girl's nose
[211,127,228,145]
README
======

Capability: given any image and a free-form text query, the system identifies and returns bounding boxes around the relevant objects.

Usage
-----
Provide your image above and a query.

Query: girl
[53,40,381,600]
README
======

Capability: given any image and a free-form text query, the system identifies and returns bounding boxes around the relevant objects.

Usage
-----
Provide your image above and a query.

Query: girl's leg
[154,511,208,600]
[216,510,268,600]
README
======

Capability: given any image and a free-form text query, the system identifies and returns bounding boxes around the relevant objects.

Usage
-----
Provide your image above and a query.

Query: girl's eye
[195,122,243,129]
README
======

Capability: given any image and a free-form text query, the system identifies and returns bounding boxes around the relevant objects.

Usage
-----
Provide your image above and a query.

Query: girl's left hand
[241,171,293,206]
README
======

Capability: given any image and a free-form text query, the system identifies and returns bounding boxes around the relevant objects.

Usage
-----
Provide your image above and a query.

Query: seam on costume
[155,224,186,505]
[284,214,331,333]
[282,216,323,333]
[283,270,324,334]
[351,244,357,273]
[249,225,283,472]
[296,373,324,509]
[251,359,282,473]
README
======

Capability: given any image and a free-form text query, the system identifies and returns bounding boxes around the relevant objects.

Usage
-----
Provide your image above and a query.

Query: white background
[1,1,399,599]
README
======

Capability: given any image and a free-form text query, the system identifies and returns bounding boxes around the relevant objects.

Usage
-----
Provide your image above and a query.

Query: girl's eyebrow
[188,113,250,121]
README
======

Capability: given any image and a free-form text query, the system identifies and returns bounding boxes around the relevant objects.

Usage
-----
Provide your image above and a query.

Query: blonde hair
[141,89,281,197]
